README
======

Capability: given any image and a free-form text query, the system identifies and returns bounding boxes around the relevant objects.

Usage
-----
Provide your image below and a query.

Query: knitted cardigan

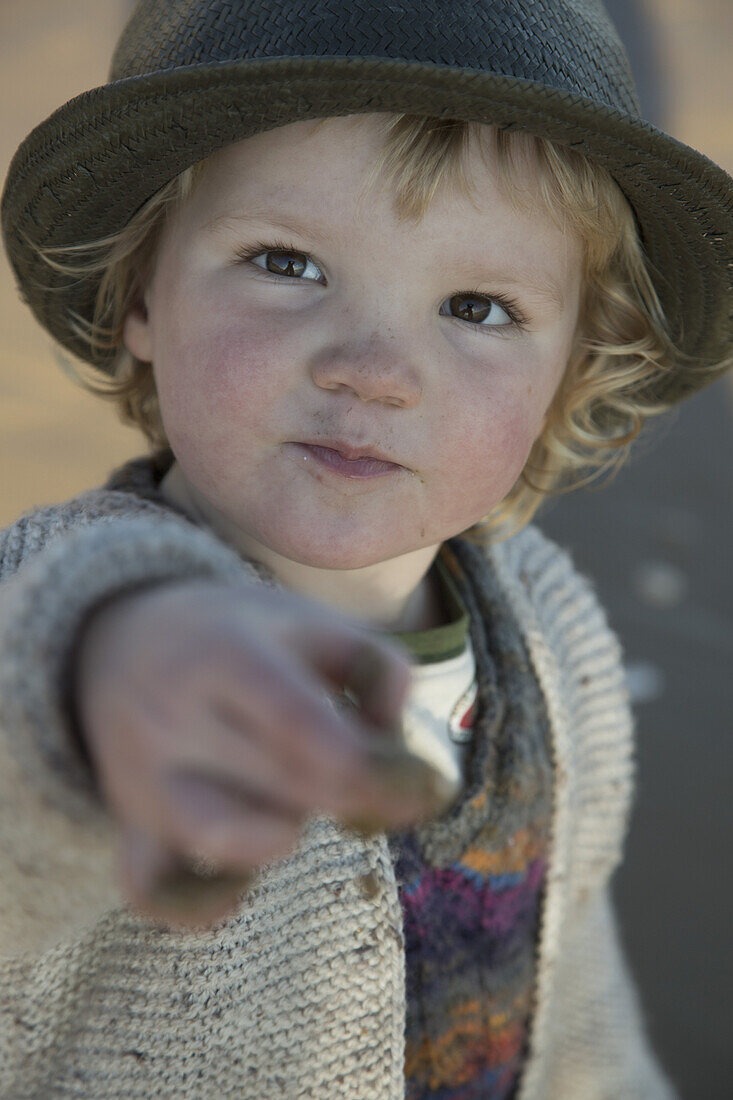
[0,454,678,1099]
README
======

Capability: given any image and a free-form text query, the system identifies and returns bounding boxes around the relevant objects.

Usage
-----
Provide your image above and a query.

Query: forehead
[187,114,544,221]
[166,115,583,306]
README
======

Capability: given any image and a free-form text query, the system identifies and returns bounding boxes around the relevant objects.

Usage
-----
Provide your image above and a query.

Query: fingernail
[371,745,458,809]
[343,813,391,838]
[147,862,253,918]
[345,647,384,705]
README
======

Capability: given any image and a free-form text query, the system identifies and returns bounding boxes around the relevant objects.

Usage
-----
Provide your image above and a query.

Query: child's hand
[72,578,445,931]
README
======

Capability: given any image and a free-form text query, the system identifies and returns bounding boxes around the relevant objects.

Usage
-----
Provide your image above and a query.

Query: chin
[282,543,395,571]
[265,525,409,571]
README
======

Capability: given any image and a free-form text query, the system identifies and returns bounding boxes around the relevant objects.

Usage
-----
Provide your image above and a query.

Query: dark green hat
[2,0,732,403]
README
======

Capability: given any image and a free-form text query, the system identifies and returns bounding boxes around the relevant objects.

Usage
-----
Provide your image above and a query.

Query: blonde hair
[34,113,710,542]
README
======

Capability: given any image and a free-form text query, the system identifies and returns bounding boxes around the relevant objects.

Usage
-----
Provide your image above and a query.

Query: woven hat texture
[1,0,732,404]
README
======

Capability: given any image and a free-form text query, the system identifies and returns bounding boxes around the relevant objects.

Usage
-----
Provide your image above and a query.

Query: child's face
[124,114,583,571]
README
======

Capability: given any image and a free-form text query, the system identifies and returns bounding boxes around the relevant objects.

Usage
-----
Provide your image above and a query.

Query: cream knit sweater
[0,464,678,1099]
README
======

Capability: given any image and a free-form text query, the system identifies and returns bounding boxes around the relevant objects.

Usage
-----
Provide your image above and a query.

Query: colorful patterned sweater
[387,540,553,1100]
[0,448,678,1099]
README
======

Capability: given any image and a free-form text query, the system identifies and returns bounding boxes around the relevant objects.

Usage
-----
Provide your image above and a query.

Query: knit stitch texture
[0,450,679,1099]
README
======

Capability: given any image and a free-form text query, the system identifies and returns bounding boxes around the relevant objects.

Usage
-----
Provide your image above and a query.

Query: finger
[202,698,439,829]
[158,758,451,870]
[288,628,413,734]
[108,693,419,862]
[197,704,379,823]
[116,819,171,901]
[206,647,452,826]
[115,821,245,932]
[209,662,430,825]
[115,705,328,832]
[206,641,380,779]
[159,768,306,869]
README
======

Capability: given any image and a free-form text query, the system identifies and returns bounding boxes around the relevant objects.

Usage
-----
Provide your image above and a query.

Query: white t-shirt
[400,635,477,789]
[393,550,477,791]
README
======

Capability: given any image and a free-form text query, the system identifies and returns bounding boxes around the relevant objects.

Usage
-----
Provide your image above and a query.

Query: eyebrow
[204,209,339,244]
[204,209,567,310]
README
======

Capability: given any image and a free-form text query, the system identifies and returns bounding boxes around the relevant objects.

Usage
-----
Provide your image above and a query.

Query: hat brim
[2,55,732,402]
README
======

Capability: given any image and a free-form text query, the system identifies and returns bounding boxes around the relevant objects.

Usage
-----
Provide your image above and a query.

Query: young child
[0,1,730,1097]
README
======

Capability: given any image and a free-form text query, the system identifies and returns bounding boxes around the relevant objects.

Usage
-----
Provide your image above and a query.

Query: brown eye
[242,245,326,284]
[265,250,308,277]
[443,292,516,328]
[450,293,492,323]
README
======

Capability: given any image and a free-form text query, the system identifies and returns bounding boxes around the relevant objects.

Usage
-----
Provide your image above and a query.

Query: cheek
[444,382,543,493]
[157,316,291,436]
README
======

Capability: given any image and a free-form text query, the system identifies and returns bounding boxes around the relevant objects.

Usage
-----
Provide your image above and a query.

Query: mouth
[291,440,404,480]
[298,438,403,465]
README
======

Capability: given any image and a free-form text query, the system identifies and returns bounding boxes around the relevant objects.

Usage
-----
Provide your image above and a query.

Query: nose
[308,332,423,408]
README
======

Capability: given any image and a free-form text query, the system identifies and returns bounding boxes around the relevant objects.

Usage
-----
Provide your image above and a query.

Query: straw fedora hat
[2,0,732,403]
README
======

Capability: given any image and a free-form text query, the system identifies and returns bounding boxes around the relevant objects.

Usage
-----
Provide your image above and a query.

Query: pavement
[1,2,731,1097]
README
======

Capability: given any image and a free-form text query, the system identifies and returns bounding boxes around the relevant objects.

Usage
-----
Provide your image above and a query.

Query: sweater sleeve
[0,495,252,960]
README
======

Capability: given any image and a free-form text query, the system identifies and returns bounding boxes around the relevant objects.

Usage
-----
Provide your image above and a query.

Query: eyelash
[233,239,529,331]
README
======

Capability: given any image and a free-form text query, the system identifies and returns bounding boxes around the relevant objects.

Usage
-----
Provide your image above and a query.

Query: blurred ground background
[0,2,731,1096]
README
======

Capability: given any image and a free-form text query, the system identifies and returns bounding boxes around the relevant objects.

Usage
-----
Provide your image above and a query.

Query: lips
[298,438,401,465]
[292,442,403,479]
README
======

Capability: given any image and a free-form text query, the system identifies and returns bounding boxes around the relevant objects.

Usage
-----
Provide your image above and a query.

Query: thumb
[114,820,250,931]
